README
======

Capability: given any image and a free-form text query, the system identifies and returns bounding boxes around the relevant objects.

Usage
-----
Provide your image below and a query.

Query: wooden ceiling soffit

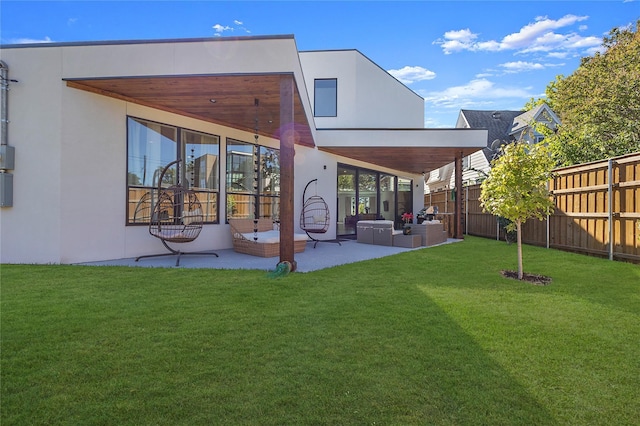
[319,146,481,175]
[65,74,315,148]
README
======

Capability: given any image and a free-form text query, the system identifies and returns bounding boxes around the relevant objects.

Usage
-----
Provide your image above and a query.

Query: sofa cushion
[240,230,309,244]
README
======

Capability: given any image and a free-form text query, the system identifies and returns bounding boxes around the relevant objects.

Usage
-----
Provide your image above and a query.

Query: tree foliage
[532,20,640,166]
[480,142,555,279]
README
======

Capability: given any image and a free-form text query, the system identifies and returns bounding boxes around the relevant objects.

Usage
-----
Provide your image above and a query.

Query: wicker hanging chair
[299,179,342,248]
[135,160,218,266]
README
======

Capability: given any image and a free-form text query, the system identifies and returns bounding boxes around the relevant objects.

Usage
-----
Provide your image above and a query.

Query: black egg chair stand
[299,179,342,248]
[135,160,218,266]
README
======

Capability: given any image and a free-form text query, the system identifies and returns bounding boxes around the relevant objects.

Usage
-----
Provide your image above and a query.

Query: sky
[1,0,637,127]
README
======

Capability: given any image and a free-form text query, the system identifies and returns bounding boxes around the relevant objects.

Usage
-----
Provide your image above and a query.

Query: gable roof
[510,103,560,136]
[458,109,522,162]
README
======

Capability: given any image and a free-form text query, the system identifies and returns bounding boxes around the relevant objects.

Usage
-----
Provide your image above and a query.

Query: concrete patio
[80,238,460,273]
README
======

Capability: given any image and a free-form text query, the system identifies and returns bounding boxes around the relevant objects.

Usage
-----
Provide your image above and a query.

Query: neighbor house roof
[510,103,561,136]
[458,109,523,162]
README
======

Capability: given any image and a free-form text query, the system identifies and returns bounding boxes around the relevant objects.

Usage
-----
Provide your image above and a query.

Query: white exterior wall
[463,151,491,185]
[0,47,64,263]
[299,50,424,128]
[0,38,311,264]
[1,40,429,264]
[0,40,288,264]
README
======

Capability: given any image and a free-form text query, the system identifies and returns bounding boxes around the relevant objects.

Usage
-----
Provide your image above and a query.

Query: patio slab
[79,238,460,272]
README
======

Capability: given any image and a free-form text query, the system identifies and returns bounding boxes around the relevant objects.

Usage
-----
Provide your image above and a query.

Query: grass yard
[1,236,639,425]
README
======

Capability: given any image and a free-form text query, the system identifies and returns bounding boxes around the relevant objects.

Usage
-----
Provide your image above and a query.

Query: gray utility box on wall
[0,172,13,207]
[0,145,15,207]
[0,145,15,169]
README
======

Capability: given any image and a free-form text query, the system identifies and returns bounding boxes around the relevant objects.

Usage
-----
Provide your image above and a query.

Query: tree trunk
[516,220,523,280]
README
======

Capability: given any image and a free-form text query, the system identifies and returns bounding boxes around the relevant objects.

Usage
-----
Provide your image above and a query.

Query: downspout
[0,60,17,207]
[0,60,9,146]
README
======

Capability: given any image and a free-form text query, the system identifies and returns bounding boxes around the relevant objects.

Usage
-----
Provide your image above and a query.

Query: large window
[226,138,280,221]
[397,177,413,220]
[127,117,220,224]
[314,78,337,117]
[337,164,412,236]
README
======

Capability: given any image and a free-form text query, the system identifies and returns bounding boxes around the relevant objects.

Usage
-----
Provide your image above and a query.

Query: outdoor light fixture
[209,99,216,103]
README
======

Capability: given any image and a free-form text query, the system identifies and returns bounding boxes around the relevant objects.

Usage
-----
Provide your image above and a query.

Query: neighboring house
[0,36,486,264]
[425,103,560,192]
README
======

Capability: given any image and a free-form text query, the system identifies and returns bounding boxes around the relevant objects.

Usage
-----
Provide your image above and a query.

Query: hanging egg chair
[299,179,342,248]
[135,159,218,266]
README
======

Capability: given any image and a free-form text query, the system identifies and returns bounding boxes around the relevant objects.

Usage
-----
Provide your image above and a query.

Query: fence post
[608,158,614,261]
[445,188,448,213]
[465,186,468,235]
[546,180,550,249]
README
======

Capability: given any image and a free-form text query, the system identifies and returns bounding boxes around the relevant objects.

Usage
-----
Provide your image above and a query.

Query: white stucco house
[0,35,486,265]
[426,103,560,192]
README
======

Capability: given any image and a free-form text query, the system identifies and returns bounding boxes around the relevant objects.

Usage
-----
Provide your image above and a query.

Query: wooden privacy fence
[423,189,458,238]
[459,152,640,263]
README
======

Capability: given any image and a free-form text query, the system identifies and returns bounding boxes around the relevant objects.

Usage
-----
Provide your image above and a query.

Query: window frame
[126,116,221,226]
[314,78,338,117]
[336,163,413,236]
[225,138,280,222]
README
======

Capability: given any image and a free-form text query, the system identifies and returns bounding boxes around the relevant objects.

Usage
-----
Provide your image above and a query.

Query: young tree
[528,20,640,165]
[480,142,555,280]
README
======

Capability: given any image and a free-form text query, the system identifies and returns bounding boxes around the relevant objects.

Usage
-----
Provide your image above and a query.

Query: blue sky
[1,1,637,127]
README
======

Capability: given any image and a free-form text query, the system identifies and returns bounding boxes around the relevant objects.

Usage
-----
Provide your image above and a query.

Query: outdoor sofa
[356,219,448,247]
[413,221,448,246]
[356,220,402,246]
[228,218,308,258]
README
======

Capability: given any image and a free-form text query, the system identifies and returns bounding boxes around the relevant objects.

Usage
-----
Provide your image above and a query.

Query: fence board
[456,152,639,263]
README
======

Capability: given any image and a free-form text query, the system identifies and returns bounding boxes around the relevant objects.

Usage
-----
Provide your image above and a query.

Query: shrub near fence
[460,152,640,263]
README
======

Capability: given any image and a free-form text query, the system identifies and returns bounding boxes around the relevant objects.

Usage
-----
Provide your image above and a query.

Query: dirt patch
[501,270,552,286]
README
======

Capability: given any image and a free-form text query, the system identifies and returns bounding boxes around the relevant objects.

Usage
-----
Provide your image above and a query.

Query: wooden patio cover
[66,73,483,269]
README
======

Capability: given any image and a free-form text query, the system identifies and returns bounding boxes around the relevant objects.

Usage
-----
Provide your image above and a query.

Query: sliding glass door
[337,165,357,236]
[336,164,412,237]
[358,170,378,221]
[379,174,395,221]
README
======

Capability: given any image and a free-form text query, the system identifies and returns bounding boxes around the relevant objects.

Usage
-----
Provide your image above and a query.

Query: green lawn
[2,236,639,425]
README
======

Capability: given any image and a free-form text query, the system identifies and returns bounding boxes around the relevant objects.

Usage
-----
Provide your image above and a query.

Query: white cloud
[433,29,478,54]
[423,117,449,129]
[444,28,477,43]
[212,20,251,36]
[387,66,436,85]
[422,78,534,108]
[10,37,53,44]
[434,14,603,57]
[500,15,589,50]
[548,51,569,59]
[212,24,233,36]
[499,61,545,73]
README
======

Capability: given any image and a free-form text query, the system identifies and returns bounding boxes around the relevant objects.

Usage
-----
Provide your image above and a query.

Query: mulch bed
[501,270,552,286]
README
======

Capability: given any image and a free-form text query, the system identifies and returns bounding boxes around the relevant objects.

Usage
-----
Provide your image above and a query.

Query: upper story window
[462,156,470,170]
[314,78,337,117]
